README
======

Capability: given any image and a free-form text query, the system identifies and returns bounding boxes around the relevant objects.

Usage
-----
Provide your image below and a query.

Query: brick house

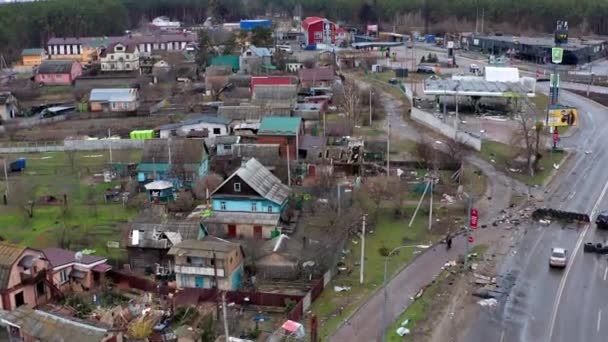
[0,242,56,311]
[35,60,82,86]
[257,117,303,160]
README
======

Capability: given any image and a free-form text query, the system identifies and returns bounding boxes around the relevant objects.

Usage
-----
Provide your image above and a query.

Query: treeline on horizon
[1,0,607,58]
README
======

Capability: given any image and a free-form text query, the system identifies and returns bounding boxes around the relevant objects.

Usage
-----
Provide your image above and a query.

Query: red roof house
[302,17,337,46]
[250,76,295,93]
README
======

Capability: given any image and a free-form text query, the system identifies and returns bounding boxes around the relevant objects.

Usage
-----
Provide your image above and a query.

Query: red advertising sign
[470,208,479,229]
[468,235,475,243]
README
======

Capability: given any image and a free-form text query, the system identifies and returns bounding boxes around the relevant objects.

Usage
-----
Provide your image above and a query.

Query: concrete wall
[410,107,482,151]
[401,83,481,151]
[0,139,145,153]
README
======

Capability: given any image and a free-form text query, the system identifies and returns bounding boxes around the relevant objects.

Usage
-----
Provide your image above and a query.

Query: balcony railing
[174,265,225,277]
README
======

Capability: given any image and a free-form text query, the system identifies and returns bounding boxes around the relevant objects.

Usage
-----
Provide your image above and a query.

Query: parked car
[416,65,435,74]
[469,63,480,73]
[596,212,608,229]
[549,247,568,268]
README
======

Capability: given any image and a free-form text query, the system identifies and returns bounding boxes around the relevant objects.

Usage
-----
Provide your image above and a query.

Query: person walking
[446,234,453,250]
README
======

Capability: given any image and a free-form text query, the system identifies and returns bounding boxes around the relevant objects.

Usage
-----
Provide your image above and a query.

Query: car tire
[601,246,608,255]
[596,243,603,251]
[584,242,596,253]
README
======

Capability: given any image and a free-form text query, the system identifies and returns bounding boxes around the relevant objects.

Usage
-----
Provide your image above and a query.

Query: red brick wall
[257,136,297,159]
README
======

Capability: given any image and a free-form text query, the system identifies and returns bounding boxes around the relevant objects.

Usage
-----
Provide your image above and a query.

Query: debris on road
[443,260,457,269]
[539,219,551,225]
[334,286,351,292]
[441,193,455,203]
[473,273,496,285]
[477,298,498,308]
[396,327,411,336]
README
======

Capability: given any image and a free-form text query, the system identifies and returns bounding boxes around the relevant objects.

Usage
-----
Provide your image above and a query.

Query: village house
[46,33,197,61]
[42,248,111,293]
[137,138,209,186]
[127,219,202,274]
[0,242,54,311]
[252,85,297,116]
[35,60,82,86]
[159,115,232,139]
[250,76,294,93]
[302,17,337,46]
[240,45,272,74]
[257,117,303,160]
[203,158,291,239]
[298,67,336,88]
[0,92,18,121]
[256,234,306,280]
[168,237,244,291]
[46,37,110,63]
[89,88,139,112]
[0,306,121,342]
[100,42,140,72]
[214,135,241,157]
[20,48,46,67]
[210,55,240,72]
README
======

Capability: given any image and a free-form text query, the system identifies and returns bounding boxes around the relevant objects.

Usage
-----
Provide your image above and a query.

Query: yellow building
[21,48,46,67]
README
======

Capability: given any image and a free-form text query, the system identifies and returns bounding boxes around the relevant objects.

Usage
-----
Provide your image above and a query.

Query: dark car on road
[596,212,608,229]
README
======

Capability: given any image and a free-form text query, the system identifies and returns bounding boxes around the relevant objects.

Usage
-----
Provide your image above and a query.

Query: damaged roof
[168,236,241,259]
[129,220,202,249]
[0,306,111,342]
[37,60,76,74]
[212,158,290,205]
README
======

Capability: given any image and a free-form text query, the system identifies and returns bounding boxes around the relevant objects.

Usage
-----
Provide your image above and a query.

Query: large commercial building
[463,34,607,65]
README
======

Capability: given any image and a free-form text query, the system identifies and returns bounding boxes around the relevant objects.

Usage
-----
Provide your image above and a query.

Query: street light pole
[380,245,429,342]
[369,88,373,127]
[360,214,366,285]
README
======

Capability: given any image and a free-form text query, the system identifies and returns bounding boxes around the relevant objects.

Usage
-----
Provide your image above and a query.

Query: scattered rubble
[477,298,498,308]
[334,286,351,292]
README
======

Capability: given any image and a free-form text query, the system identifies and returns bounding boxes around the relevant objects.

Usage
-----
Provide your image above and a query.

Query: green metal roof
[21,48,45,56]
[258,117,302,136]
[210,55,240,71]
[137,163,170,173]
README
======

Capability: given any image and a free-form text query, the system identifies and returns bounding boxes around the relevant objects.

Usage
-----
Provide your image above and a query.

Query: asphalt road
[464,88,608,342]
[330,75,532,342]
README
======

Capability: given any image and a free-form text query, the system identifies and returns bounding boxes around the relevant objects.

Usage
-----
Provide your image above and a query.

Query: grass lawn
[385,270,449,341]
[312,203,463,340]
[0,150,142,260]
[480,140,564,186]
[385,243,489,341]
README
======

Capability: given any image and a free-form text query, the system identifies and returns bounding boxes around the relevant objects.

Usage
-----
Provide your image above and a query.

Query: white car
[549,247,568,268]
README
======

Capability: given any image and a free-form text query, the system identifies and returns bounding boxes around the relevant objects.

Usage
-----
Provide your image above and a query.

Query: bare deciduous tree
[193,173,224,200]
[336,80,361,125]
[510,95,539,176]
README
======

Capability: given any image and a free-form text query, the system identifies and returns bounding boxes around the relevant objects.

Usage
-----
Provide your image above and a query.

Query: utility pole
[409,180,430,227]
[222,292,230,342]
[286,144,291,186]
[464,194,473,270]
[428,175,433,231]
[480,8,485,34]
[360,215,366,284]
[369,88,373,127]
[108,128,113,164]
[587,64,594,97]
[387,122,391,173]
[3,158,8,196]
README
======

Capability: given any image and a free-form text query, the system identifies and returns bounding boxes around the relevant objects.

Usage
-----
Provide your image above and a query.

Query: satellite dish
[75,251,83,263]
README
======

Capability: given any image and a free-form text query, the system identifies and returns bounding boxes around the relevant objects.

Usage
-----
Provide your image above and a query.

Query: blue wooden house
[203,158,291,239]
[137,138,209,187]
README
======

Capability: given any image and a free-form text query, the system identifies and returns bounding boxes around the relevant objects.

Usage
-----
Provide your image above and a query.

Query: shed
[258,117,302,136]
[211,55,240,72]
[89,88,139,112]
[144,180,174,202]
